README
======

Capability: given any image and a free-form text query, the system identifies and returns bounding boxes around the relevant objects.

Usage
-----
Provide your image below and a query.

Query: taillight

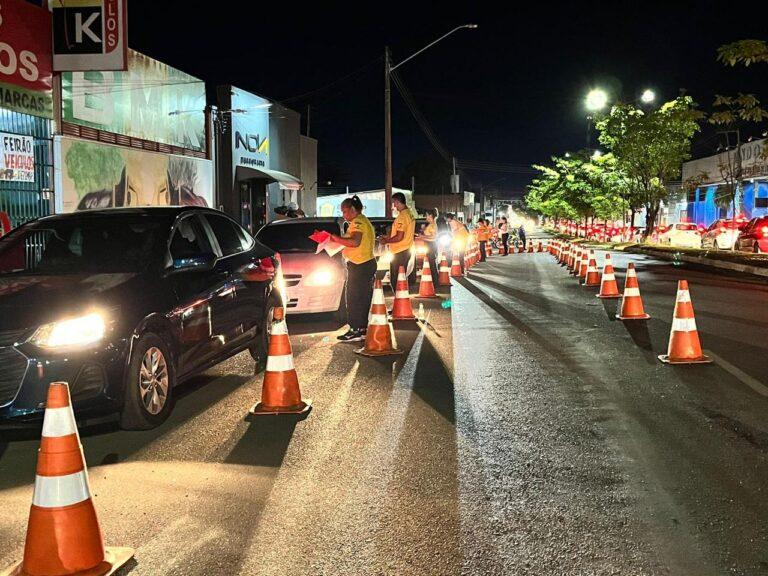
[259,256,276,273]
[719,227,726,233]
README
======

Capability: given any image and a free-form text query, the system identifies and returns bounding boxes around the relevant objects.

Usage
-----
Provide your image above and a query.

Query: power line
[279,56,383,105]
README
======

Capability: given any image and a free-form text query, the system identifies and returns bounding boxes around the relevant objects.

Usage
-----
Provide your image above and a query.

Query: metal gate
[0,109,53,229]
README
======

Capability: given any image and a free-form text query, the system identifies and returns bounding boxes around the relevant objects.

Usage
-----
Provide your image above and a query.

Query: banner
[62,50,206,151]
[51,0,127,71]
[55,137,213,213]
[0,132,34,182]
[0,0,53,118]
[231,87,270,169]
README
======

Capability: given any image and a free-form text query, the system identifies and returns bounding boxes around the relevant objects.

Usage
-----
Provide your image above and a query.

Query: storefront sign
[231,88,270,169]
[61,50,206,151]
[55,136,213,212]
[0,0,53,118]
[0,132,34,182]
[51,0,127,71]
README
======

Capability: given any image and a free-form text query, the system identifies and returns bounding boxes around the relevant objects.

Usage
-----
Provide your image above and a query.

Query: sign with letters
[231,87,270,169]
[0,132,34,182]
[51,0,127,71]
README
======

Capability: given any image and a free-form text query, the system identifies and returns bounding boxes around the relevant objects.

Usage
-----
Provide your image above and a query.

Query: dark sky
[129,1,768,195]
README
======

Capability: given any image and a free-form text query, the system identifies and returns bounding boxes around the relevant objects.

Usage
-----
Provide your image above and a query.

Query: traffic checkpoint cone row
[249,307,311,416]
[659,280,712,365]
[584,250,601,287]
[527,243,534,253]
[578,249,589,279]
[597,252,622,299]
[417,258,438,298]
[616,262,650,320]
[1,382,133,576]
[391,266,416,320]
[356,279,402,356]
[450,254,463,278]
[537,240,543,253]
[438,254,451,286]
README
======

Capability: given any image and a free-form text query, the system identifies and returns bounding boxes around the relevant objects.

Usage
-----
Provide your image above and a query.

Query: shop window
[755,197,768,209]
[687,188,698,203]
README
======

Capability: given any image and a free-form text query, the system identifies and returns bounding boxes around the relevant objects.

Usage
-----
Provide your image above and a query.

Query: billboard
[231,88,270,169]
[0,132,34,182]
[51,0,127,72]
[55,137,213,213]
[0,0,53,118]
[62,50,206,151]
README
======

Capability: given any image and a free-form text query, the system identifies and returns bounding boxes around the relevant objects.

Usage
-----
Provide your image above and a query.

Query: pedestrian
[419,208,440,279]
[500,217,509,255]
[379,192,416,293]
[446,213,469,272]
[327,195,376,342]
[518,223,527,250]
[476,218,490,262]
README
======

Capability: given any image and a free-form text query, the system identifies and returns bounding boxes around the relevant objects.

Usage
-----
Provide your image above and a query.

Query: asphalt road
[2,237,768,575]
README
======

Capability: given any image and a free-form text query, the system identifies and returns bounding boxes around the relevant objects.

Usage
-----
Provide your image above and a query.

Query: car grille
[286,298,299,309]
[284,274,302,288]
[0,347,29,407]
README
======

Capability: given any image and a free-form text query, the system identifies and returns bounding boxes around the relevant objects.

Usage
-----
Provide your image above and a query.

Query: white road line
[706,350,768,397]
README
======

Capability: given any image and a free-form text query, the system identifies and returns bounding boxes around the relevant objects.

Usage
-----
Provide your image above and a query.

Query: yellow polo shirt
[389,209,415,254]
[342,214,375,264]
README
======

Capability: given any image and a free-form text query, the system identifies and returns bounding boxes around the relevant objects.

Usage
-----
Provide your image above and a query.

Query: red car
[735,216,768,253]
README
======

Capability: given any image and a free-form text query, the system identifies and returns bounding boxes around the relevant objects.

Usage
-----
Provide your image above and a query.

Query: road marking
[707,350,768,397]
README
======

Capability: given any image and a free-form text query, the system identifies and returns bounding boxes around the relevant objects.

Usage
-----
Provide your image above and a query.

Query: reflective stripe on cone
[659,279,712,364]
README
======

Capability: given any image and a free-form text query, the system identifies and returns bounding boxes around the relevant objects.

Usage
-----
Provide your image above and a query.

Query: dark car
[736,216,768,253]
[0,207,281,430]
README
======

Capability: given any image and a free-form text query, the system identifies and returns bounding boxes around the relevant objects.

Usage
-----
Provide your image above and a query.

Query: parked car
[700,218,748,250]
[255,218,347,317]
[658,222,700,248]
[0,207,280,430]
[735,216,768,253]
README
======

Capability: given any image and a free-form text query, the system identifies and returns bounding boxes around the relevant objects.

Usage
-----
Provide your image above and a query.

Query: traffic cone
[391,266,416,320]
[537,241,543,252]
[357,279,402,357]
[249,307,311,416]
[560,243,569,265]
[584,250,601,287]
[437,254,451,286]
[450,254,463,278]
[417,258,438,298]
[597,253,622,299]
[616,263,650,320]
[658,280,712,365]
[3,382,134,576]
[578,249,589,279]
[568,246,578,272]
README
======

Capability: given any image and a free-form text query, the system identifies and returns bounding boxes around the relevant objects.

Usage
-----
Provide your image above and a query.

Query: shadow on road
[601,298,620,320]
[225,416,301,467]
[621,319,654,352]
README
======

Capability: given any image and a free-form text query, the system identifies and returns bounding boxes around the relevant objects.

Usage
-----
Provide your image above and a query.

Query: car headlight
[416,245,428,256]
[30,312,106,349]
[304,268,336,287]
[437,233,452,247]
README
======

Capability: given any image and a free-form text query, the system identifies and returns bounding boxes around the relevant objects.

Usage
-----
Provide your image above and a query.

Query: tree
[596,96,703,240]
[717,40,768,67]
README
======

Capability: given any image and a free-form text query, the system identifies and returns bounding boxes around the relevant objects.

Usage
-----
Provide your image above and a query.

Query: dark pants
[426,241,438,279]
[501,233,509,255]
[346,258,376,330]
[479,240,487,262]
[520,235,526,249]
[389,249,411,295]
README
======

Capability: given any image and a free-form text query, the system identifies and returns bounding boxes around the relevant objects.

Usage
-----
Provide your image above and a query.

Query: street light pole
[384,46,393,215]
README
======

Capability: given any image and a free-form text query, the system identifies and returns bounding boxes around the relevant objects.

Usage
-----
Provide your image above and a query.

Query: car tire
[334,284,348,324]
[249,296,279,366]
[713,241,719,251]
[755,243,762,254]
[120,333,175,430]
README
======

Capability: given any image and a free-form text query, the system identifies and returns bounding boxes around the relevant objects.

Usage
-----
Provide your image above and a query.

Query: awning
[236,166,303,190]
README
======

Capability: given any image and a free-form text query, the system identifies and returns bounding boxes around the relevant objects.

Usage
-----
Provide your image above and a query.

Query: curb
[626,246,768,279]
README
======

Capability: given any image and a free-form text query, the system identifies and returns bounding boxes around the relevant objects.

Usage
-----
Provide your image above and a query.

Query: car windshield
[256,221,340,253]
[0,215,166,275]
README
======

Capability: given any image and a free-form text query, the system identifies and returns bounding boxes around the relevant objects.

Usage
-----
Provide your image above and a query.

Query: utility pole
[384,47,393,215]
[306,105,311,137]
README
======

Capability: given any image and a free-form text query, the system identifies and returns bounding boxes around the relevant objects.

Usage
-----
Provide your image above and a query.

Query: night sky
[128,1,768,196]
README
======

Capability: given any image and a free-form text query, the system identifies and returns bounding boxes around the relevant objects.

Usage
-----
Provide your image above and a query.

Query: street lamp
[384,24,478,212]
[584,88,608,149]
[640,89,656,104]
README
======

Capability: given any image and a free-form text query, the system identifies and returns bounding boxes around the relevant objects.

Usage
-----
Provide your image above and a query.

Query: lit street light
[592,149,603,160]
[641,89,656,104]
[585,88,608,112]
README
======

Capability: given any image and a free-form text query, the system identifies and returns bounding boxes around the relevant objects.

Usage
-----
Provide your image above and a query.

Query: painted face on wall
[124,154,170,206]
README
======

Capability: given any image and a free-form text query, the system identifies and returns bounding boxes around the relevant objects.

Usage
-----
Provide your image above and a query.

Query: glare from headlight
[437,233,452,247]
[305,268,336,287]
[380,252,393,265]
[31,313,106,349]
[416,245,428,256]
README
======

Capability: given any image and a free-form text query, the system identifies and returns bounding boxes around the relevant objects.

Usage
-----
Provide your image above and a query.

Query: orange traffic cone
[250,307,311,416]
[658,280,712,364]
[450,254,463,278]
[597,253,622,299]
[578,249,589,279]
[568,246,578,272]
[418,258,438,298]
[616,263,650,320]
[391,266,416,320]
[357,279,402,357]
[437,254,451,286]
[537,241,543,252]
[560,243,569,265]
[4,382,134,576]
[584,250,601,287]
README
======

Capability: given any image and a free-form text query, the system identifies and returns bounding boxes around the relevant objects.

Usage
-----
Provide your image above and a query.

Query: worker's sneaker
[337,328,365,342]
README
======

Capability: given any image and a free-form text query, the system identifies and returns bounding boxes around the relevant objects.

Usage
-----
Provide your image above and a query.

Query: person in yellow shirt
[445,213,469,272]
[418,208,439,279]
[328,195,376,342]
[379,192,415,292]
[476,218,490,262]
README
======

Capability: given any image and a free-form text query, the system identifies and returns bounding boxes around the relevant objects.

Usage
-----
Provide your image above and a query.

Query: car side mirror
[169,252,217,274]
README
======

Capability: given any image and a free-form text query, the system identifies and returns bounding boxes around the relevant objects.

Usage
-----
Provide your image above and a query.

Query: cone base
[616,313,651,320]
[658,354,712,365]
[597,293,622,299]
[249,400,312,417]
[2,547,135,576]
[391,314,417,321]
[584,282,600,288]
[415,294,441,299]
[355,347,403,357]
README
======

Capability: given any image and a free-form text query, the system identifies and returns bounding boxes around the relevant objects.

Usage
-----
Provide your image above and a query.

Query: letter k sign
[76,12,101,44]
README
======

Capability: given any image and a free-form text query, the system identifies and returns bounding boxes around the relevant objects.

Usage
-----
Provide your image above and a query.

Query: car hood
[0,273,150,330]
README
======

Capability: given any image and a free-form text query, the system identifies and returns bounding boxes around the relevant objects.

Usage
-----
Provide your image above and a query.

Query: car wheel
[334,284,348,324]
[755,243,762,254]
[249,297,279,365]
[713,240,719,251]
[120,333,175,430]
